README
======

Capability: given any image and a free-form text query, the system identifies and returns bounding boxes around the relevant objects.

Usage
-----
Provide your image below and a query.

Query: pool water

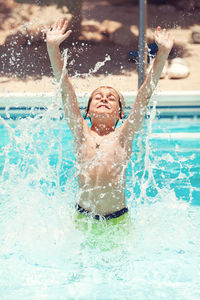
[0,104,200,300]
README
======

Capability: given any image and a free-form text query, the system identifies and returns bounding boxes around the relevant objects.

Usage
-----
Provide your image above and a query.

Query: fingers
[61,19,69,34]
[50,19,69,33]
[154,27,169,41]
[154,26,175,50]
[58,19,64,30]
[154,26,161,37]
[156,26,168,34]
[156,26,165,33]
[63,30,72,39]
[53,20,59,31]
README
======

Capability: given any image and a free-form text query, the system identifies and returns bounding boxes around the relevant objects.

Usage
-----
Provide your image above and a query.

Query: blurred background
[0,0,200,92]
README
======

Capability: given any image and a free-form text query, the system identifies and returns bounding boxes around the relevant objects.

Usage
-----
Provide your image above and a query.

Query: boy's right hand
[46,19,72,47]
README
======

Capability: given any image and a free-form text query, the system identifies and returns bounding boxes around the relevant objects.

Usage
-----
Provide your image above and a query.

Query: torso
[74,126,132,215]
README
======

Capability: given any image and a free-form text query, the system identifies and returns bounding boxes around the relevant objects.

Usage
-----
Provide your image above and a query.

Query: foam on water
[1,104,200,299]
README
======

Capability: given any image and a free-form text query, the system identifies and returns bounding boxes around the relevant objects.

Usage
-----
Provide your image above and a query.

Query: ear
[120,111,125,119]
[85,109,90,116]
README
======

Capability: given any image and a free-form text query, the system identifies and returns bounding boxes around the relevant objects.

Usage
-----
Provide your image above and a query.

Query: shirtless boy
[46,19,174,221]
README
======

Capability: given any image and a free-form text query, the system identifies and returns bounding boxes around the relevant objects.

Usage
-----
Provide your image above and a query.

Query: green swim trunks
[74,205,133,251]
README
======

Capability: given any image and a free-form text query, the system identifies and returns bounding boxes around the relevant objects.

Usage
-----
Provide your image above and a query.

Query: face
[88,87,121,122]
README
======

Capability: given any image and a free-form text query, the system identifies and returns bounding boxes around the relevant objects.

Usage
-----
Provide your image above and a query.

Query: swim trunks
[74,204,133,251]
[75,204,128,220]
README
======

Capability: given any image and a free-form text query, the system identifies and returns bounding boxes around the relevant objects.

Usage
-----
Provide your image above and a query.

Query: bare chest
[79,135,126,164]
[74,134,129,186]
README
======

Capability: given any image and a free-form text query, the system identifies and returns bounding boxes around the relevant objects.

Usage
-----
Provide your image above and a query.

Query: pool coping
[1,91,200,118]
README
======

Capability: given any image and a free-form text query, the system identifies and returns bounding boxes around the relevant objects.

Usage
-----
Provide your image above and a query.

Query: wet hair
[84,86,125,126]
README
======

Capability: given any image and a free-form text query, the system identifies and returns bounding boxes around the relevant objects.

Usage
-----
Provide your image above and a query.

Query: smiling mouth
[97,104,110,109]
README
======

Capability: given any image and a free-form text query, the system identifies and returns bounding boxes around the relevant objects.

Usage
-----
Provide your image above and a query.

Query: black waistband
[76,204,128,220]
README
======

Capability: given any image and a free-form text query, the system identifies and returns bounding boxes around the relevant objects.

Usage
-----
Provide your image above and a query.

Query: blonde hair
[84,86,125,122]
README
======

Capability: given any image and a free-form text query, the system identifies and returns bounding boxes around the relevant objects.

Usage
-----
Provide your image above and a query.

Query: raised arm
[119,27,174,143]
[46,19,87,140]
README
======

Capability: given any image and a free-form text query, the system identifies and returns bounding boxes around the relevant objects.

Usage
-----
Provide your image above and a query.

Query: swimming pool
[0,93,200,299]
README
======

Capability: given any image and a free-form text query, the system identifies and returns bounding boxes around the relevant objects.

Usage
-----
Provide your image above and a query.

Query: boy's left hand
[154,26,174,54]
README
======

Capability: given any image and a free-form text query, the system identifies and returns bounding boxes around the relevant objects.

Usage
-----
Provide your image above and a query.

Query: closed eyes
[94,93,117,101]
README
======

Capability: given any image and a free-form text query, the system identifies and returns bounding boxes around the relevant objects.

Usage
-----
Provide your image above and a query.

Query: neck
[91,122,115,136]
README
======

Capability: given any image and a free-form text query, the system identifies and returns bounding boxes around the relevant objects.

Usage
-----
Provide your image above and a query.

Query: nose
[101,96,108,102]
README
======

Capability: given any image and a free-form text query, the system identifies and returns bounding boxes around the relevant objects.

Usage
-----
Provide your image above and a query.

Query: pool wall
[0,91,200,118]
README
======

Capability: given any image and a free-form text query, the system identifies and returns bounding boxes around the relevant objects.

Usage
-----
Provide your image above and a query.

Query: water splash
[72,54,111,78]
[0,46,200,299]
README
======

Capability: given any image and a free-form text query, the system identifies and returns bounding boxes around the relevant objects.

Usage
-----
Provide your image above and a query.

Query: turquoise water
[0,104,200,299]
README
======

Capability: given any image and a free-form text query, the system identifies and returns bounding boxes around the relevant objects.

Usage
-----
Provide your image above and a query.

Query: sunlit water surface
[0,103,200,300]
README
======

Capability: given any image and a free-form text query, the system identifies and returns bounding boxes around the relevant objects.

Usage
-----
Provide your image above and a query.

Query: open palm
[46,19,72,46]
[154,26,174,53]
